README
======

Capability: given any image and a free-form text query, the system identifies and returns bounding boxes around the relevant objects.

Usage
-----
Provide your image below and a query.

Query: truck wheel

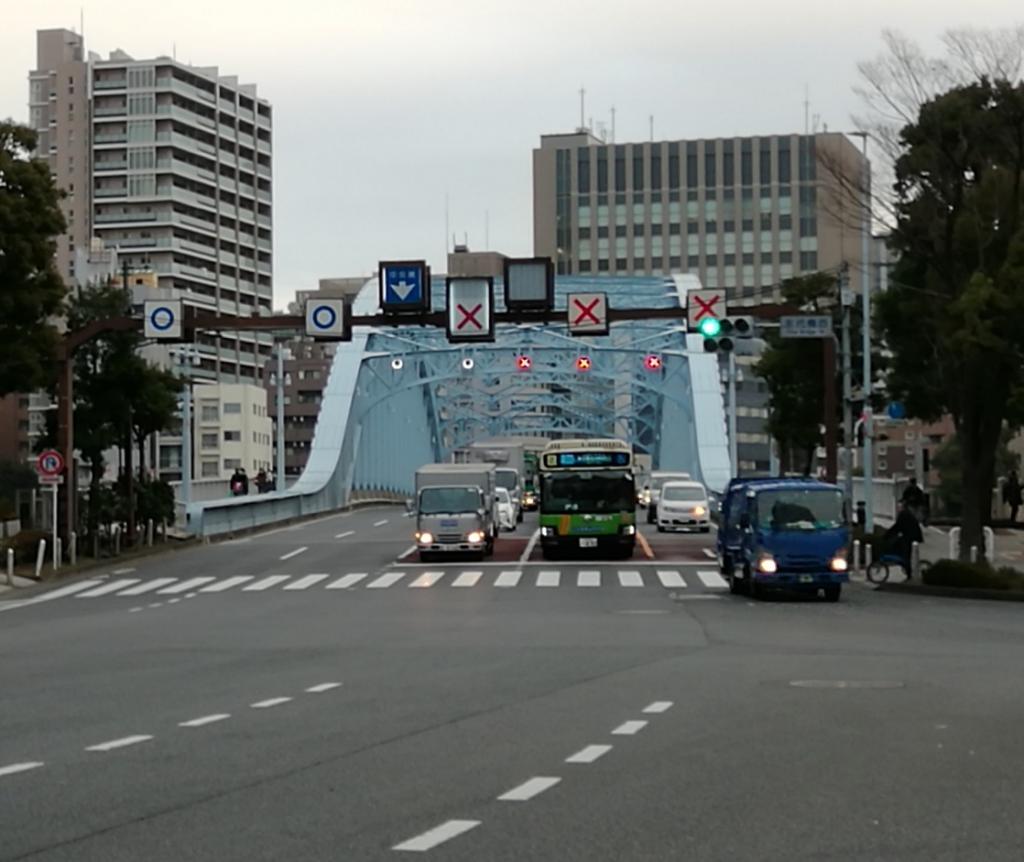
[823,584,841,603]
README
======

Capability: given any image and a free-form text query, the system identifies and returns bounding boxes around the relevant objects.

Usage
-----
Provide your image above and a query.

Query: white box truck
[411,463,498,562]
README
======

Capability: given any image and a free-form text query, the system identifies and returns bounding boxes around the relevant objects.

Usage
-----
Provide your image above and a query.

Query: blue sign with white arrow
[379,260,430,313]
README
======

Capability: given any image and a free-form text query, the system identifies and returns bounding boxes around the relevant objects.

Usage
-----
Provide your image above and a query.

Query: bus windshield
[756,490,844,531]
[541,472,635,514]
[419,487,481,515]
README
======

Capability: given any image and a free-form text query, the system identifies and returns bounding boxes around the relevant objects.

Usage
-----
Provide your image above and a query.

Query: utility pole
[727,353,738,477]
[840,267,854,504]
[823,336,838,484]
[121,257,136,544]
[275,341,286,492]
[854,132,874,530]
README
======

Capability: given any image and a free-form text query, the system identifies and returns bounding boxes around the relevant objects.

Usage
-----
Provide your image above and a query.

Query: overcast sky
[3,1,1022,307]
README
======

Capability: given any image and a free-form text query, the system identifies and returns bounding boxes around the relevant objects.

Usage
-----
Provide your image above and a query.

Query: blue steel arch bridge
[187,273,730,535]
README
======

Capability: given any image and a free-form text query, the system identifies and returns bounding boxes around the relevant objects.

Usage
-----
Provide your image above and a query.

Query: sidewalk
[0,575,38,596]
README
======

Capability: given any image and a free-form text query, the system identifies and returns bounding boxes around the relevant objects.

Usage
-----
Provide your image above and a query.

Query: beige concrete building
[533,130,869,304]
[446,247,507,279]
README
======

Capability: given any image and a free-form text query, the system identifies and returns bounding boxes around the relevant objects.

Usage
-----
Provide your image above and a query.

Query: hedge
[923,560,1024,592]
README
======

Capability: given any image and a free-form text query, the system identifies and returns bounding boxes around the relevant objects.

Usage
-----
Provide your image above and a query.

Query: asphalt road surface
[2,505,1023,861]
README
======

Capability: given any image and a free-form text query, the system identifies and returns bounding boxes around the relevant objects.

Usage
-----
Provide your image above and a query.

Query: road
[2,505,1023,861]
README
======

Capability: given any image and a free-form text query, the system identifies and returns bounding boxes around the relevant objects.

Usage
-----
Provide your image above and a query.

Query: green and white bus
[538,438,637,560]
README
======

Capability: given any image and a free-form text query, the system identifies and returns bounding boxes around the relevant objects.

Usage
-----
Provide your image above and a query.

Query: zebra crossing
[8,567,732,606]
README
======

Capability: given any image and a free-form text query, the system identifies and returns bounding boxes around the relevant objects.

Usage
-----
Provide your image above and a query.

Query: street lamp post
[172,347,200,509]
[851,131,874,531]
[276,341,287,492]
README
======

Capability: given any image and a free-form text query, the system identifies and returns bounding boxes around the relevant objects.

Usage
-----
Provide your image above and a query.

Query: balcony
[114,236,173,248]
[94,78,127,90]
[94,160,128,172]
[94,186,128,198]
[94,133,127,145]
[94,210,172,224]
[94,105,126,117]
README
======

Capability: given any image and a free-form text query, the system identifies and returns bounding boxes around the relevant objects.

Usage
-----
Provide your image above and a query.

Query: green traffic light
[698,317,722,338]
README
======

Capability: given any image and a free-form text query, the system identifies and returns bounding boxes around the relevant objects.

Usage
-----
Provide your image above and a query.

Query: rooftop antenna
[579,86,586,131]
[485,210,490,250]
[445,193,450,256]
[649,115,654,142]
[610,106,616,144]
[803,83,809,135]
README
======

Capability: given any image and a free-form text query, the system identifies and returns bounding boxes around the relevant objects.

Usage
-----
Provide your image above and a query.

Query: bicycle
[866,553,931,584]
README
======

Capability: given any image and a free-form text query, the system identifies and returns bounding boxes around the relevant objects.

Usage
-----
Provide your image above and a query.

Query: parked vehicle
[411,463,498,562]
[495,488,516,531]
[717,478,850,602]
[656,480,711,532]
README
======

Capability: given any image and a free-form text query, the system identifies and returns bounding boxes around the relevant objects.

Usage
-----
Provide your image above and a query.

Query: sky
[3,1,1023,308]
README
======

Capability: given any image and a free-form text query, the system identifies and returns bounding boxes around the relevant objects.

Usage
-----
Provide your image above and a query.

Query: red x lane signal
[572,297,601,325]
[446,277,494,343]
[516,354,532,371]
[455,303,483,331]
[644,354,663,371]
[566,292,609,336]
[575,355,592,372]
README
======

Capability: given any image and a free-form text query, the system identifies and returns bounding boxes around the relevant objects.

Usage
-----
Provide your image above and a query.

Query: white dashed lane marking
[283,574,329,590]
[85,735,153,752]
[117,578,178,596]
[451,570,483,587]
[159,577,217,594]
[250,697,292,709]
[179,714,231,728]
[243,575,291,592]
[367,572,405,589]
[612,720,648,736]
[306,682,343,693]
[409,571,444,588]
[393,819,481,852]
[498,776,562,801]
[326,573,367,589]
[494,570,522,588]
[0,762,44,778]
[565,744,612,764]
[642,701,674,714]
[279,546,308,561]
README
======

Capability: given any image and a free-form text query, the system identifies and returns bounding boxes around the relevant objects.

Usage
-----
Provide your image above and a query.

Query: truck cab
[717,478,849,601]
[413,463,498,562]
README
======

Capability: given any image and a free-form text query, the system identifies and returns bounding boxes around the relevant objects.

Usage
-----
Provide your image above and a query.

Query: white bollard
[853,540,862,578]
[70,532,77,566]
[113,526,121,556]
[970,545,978,563]
[6,548,13,587]
[865,543,873,570]
[983,526,995,563]
[35,539,46,578]
[911,541,920,580]
[949,527,961,560]
[147,519,154,547]
[53,537,62,572]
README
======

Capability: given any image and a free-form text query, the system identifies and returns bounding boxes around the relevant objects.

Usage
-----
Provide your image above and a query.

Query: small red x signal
[644,354,663,371]
[575,355,592,372]
[516,355,532,371]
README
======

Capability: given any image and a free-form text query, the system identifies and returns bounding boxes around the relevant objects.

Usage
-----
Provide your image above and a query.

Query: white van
[656,480,711,533]
[643,471,692,523]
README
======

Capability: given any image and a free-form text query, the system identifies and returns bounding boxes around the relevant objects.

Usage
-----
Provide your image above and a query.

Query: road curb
[876,582,1024,602]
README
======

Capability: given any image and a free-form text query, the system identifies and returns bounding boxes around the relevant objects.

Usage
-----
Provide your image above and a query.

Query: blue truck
[717,477,850,602]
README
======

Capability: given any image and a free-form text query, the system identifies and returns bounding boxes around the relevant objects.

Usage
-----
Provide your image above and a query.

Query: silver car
[656,480,711,533]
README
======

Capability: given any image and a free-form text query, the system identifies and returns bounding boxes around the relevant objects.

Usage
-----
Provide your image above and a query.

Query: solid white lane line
[179,714,231,728]
[494,570,522,588]
[643,701,674,714]
[409,571,444,588]
[283,574,329,590]
[279,546,308,561]
[250,697,292,709]
[243,575,291,591]
[498,776,561,801]
[697,570,729,589]
[159,577,217,594]
[612,720,648,735]
[393,819,481,852]
[76,579,142,598]
[397,545,418,560]
[519,528,540,563]
[86,735,153,752]
[306,682,342,693]
[373,519,388,527]
[566,744,613,764]
[577,570,601,587]
[618,570,644,587]
[0,762,44,778]
[366,572,405,589]
[117,578,179,596]
[200,575,253,593]
[335,530,355,539]
[326,573,367,589]
[451,570,483,587]
[536,570,560,587]
[702,548,716,559]
[656,570,687,588]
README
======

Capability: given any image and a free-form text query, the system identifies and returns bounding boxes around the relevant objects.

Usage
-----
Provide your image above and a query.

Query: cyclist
[901,478,927,524]
[883,501,924,578]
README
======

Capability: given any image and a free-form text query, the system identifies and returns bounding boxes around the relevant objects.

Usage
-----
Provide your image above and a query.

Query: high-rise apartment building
[533,130,868,302]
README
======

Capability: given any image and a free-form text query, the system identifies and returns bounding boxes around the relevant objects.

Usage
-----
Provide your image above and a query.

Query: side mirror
[739,513,751,530]
[404,498,415,513]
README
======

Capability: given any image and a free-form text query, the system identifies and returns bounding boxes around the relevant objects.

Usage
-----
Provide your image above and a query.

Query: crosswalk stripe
[117,578,179,596]
[243,575,291,592]
[536,570,560,587]
[409,571,445,588]
[494,570,522,588]
[577,570,600,587]
[366,572,405,589]
[697,570,729,589]
[76,579,141,598]
[618,570,644,587]
[159,577,217,594]
[200,576,253,593]
[326,573,367,589]
[451,571,483,588]
[656,570,687,588]
[283,574,329,591]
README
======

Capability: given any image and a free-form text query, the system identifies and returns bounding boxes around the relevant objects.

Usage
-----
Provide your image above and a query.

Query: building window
[201,433,218,449]
[224,402,242,414]
[577,148,590,194]
[651,145,662,189]
[224,458,242,470]
[597,149,608,193]
[704,146,716,187]
[201,460,219,477]
[201,404,219,422]
[722,140,734,187]
[800,251,818,270]
[224,430,241,442]
[778,138,792,184]
[668,142,680,189]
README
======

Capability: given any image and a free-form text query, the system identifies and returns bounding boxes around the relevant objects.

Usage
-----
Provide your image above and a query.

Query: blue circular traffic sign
[311,304,337,330]
[149,305,175,332]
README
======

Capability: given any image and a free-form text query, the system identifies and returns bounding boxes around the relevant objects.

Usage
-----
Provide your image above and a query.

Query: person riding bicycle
[883,501,924,578]
[901,478,927,524]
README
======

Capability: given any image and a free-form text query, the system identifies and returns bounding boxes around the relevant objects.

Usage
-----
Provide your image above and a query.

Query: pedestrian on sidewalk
[1002,471,1021,523]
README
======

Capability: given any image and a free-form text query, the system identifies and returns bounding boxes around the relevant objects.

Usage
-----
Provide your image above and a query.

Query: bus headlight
[416,532,434,545]
[466,530,485,544]
[540,526,555,537]
[621,524,636,536]
[757,555,778,574]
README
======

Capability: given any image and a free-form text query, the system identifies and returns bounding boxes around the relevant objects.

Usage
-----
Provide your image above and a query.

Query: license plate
[579,538,598,548]
[440,519,458,527]
[799,574,814,583]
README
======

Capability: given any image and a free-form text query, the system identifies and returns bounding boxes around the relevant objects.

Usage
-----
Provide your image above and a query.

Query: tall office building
[533,130,868,301]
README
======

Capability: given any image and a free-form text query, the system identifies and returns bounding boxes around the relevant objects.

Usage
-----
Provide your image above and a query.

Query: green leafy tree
[0,122,66,396]
[932,431,1020,517]
[876,78,1024,556]
[129,364,182,479]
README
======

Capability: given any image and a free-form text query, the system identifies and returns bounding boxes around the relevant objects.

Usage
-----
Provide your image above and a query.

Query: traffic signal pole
[824,336,838,484]
[727,352,738,477]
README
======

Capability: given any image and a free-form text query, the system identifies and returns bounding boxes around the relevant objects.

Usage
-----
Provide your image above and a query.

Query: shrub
[923,560,1024,591]
[1,529,50,562]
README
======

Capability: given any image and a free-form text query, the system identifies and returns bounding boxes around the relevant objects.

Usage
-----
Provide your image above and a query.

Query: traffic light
[643,354,663,371]
[575,355,592,372]
[515,354,532,371]
[702,316,754,352]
